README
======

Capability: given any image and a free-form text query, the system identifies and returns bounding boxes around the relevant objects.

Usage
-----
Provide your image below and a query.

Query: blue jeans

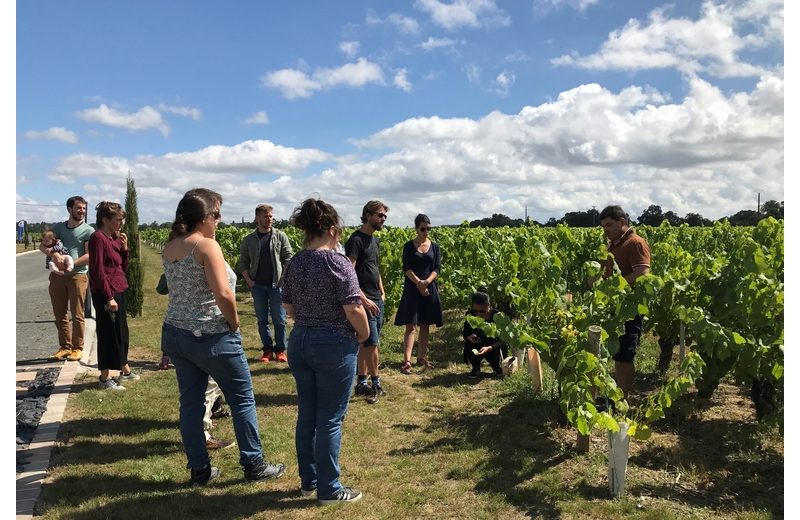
[161,322,264,470]
[365,298,384,347]
[287,326,358,497]
[251,284,286,352]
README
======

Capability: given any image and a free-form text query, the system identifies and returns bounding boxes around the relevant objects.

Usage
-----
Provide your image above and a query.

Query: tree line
[467,200,784,228]
[21,200,784,232]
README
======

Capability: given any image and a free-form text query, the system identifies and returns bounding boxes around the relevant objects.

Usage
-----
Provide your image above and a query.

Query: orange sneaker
[259,352,271,363]
[275,351,288,363]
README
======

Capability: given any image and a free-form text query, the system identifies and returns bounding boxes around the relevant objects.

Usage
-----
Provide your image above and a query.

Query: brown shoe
[206,437,235,450]
[66,348,84,362]
[51,347,72,360]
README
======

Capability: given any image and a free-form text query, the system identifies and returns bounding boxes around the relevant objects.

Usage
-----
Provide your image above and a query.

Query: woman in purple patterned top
[281,198,369,504]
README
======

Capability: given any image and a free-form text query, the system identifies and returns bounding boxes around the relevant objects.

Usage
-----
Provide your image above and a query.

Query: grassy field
[35,245,783,519]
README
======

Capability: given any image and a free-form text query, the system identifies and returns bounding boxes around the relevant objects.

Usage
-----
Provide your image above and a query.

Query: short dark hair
[66,196,87,209]
[361,200,388,223]
[599,205,629,224]
[414,213,431,229]
[255,204,273,216]
[471,291,490,306]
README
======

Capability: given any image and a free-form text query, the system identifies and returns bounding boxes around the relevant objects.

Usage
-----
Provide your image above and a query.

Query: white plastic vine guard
[608,422,630,498]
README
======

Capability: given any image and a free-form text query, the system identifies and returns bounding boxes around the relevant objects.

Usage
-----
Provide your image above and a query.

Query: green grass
[35,245,783,519]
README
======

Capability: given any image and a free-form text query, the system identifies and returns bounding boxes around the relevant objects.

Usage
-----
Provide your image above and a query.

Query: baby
[41,230,74,275]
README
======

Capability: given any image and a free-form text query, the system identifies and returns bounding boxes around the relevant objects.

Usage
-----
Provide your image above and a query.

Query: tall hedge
[123,173,144,317]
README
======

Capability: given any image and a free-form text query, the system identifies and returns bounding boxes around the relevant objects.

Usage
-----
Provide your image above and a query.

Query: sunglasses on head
[419,226,432,232]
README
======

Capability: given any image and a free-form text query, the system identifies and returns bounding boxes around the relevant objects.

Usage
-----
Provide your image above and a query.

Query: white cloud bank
[414,0,510,31]
[261,58,387,99]
[23,127,79,144]
[552,0,784,78]
[78,104,170,136]
[244,111,270,125]
[27,73,782,226]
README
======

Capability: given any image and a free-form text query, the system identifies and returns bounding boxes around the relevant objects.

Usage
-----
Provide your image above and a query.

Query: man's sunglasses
[373,212,388,219]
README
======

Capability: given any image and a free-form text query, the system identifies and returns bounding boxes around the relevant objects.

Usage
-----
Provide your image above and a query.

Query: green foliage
[123,174,144,317]
[141,220,784,432]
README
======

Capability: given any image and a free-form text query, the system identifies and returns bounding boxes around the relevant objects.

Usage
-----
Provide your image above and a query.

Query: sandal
[400,360,412,375]
[417,358,434,369]
[158,356,173,370]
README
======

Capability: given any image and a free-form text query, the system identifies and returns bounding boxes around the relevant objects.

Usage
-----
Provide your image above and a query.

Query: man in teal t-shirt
[40,196,95,361]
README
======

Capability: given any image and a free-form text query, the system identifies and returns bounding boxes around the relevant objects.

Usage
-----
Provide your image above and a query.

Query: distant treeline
[467,200,784,228]
[21,200,784,232]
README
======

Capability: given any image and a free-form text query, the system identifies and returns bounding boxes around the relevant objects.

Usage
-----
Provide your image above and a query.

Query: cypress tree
[123,173,145,317]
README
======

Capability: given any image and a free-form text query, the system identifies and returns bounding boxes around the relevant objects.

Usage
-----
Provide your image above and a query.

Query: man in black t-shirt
[345,200,389,403]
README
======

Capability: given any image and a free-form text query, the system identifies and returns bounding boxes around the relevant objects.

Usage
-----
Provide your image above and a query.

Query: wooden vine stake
[526,347,543,394]
[576,325,603,452]
[679,321,686,364]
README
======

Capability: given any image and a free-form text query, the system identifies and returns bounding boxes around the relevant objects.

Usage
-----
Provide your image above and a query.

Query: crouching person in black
[463,291,506,377]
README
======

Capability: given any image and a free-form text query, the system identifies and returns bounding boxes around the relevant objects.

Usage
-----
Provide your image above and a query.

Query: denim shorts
[613,314,643,363]
[363,298,384,347]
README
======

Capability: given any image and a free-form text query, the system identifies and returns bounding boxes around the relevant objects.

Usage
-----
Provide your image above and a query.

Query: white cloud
[552,1,783,78]
[35,74,783,225]
[464,63,481,84]
[23,127,79,144]
[261,68,319,99]
[414,0,510,31]
[533,0,600,16]
[158,103,202,121]
[365,10,420,34]
[393,69,413,92]
[78,104,170,136]
[418,36,460,51]
[339,41,360,58]
[261,58,385,99]
[244,111,270,125]
[494,70,515,96]
[387,13,421,34]
[504,50,529,63]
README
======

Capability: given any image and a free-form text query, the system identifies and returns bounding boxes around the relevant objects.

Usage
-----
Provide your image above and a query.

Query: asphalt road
[16,251,94,364]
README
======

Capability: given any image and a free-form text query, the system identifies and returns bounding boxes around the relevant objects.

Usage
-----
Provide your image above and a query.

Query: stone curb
[16,318,97,519]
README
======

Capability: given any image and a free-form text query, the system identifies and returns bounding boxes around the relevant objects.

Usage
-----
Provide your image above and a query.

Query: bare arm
[343,302,370,343]
[283,303,295,320]
[347,254,378,314]
[624,266,650,286]
[73,240,90,268]
[199,239,240,331]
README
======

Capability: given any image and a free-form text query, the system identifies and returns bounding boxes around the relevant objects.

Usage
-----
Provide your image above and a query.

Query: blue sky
[14,0,784,227]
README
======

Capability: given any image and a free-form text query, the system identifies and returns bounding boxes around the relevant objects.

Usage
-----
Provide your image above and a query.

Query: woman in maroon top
[88,201,136,390]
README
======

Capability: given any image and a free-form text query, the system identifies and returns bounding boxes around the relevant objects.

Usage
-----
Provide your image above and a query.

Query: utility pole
[592,206,596,226]
[757,192,761,216]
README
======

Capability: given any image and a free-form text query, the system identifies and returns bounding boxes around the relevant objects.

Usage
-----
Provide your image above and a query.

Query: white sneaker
[118,371,140,381]
[99,378,126,391]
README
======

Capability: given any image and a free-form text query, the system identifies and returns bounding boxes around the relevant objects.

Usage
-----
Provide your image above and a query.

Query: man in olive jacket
[238,204,293,363]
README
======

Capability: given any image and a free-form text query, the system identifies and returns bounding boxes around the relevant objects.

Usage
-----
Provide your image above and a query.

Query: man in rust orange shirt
[599,205,651,400]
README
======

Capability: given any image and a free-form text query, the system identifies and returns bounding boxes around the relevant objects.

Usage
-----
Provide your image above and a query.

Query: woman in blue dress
[394,214,443,374]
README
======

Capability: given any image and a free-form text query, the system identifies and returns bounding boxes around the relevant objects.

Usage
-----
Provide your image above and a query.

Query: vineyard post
[526,347,542,393]
[679,322,686,364]
[576,325,603,452]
